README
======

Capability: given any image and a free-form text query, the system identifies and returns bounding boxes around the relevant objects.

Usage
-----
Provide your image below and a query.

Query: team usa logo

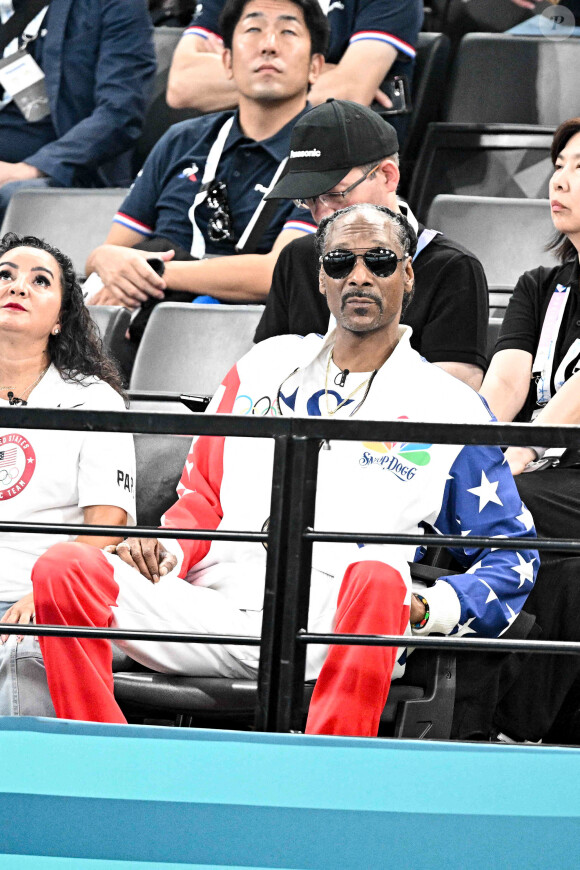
[0,433,36,500]
[360,418,432,481]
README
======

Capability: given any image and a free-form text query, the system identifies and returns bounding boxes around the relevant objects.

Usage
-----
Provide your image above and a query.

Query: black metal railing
[2,404,580,734]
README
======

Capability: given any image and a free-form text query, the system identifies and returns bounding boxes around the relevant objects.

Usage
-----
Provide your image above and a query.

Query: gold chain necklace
[324,352,374,416]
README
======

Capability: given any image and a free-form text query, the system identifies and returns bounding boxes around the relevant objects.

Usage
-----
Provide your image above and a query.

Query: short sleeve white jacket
[0,365,135,601]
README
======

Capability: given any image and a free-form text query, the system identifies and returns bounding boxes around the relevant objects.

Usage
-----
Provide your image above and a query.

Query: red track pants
[33,544,408,735]
[306,561,409,737]
[33,542,126,723]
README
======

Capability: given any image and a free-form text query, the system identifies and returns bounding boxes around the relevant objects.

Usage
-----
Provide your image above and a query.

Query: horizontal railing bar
[0,522,567,553]
[2,406,580,448]
[305,530,574,552]
[0,407,285,438]
[0,623,261,644]
[293,417,580,447]
[298,631,580,656]
[1,623,577,657]
[0,520,267,542]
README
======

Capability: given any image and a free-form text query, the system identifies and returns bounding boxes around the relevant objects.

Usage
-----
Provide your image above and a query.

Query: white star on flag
[506,604,517,629]
[466,559,483,574]
[516,504,534,532]
[467,470,503,512]
[490,534,508,552]
[457,617,477,636]
[511,552,535,588]
[479,578,498,604]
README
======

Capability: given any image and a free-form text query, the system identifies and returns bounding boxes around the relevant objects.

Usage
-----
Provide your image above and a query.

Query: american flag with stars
[0,448,17,469]
[422,444,538,637]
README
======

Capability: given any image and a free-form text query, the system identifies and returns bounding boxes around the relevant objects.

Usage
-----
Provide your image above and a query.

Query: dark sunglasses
[320,247,405,280]
[206,180,233,242]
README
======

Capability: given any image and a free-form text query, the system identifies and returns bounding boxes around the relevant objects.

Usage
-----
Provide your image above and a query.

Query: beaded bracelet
[412,593,430,630]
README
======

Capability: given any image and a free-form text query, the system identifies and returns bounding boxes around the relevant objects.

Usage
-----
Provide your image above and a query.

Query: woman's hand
[104,538,177,583]
[504,446,538,476]
[0,592,35,644]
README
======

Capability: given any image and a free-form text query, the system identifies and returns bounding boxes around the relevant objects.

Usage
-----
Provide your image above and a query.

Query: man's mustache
[341,291,383,311]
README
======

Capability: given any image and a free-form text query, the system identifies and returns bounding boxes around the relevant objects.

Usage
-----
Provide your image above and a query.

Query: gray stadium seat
[408,123,554,222]
[400,32,451,192]
[444,34,580,126]
[132,27,201,173]
[426,195,558,288]
[88,306,131,368]
[114,651,457,737]
[129,303,265,396]
[487,314,504,361]
[0,188,128,278]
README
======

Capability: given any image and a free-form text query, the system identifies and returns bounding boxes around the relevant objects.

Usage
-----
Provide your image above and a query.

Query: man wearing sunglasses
[33,202,537,737]
[257,99,488,390]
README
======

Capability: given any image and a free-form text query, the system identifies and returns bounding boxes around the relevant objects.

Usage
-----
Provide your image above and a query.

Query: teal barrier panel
[0,717,579,869]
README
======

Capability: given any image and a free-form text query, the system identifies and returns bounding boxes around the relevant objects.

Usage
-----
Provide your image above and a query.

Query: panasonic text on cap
[290,149,321,158]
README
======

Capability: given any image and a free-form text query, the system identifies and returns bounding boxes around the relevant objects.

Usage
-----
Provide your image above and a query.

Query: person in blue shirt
[0,0,156,221]
[167,0,422,141]
[86,0,327,314]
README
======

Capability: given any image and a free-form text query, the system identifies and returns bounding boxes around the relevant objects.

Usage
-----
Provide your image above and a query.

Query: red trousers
[33,542,126,723]
[33,544,408,735]
[306,560,409,737]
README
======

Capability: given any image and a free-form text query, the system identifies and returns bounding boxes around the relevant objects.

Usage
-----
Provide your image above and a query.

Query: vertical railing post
[274,435,320,732]
[254,434,293,732]
[255,432,321,733]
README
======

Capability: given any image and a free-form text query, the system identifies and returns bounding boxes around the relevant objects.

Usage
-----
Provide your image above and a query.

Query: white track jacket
[161,327,538,640]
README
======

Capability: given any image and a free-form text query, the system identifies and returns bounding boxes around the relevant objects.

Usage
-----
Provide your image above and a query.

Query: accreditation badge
[0,48,50,122]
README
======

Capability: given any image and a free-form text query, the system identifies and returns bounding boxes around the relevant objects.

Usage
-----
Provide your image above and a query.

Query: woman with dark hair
[0,233,135,716]
[480,118,580,743]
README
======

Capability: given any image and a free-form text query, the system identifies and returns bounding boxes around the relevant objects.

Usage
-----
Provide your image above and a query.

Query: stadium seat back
[88,306,131,367]
[132,27,201,173]
[130,303,264,395]
[0,188,128,277]
[133,430,192,528]
[400,32,451,192]
[445,34,580,125]
[426,195,558,288]
[408,123,554,222]
[487,314,505,360]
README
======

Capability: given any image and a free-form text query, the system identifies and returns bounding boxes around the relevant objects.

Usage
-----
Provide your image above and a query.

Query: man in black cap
[257,99,489,389]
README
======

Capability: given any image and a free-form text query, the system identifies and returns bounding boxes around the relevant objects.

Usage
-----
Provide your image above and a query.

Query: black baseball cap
[265,99,399,201]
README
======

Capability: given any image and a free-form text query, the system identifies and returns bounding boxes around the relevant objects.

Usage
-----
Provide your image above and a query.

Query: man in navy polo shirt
[85,0,327,313]
[167,0,422,142]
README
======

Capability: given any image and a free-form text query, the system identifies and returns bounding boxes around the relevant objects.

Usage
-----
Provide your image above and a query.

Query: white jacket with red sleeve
[160,327,538,637]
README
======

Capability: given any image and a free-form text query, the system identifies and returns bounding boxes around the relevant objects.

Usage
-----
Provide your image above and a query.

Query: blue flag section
[0,718,579,869]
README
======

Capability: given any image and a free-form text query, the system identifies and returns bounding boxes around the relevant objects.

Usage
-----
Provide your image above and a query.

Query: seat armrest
[409,561,457,585]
